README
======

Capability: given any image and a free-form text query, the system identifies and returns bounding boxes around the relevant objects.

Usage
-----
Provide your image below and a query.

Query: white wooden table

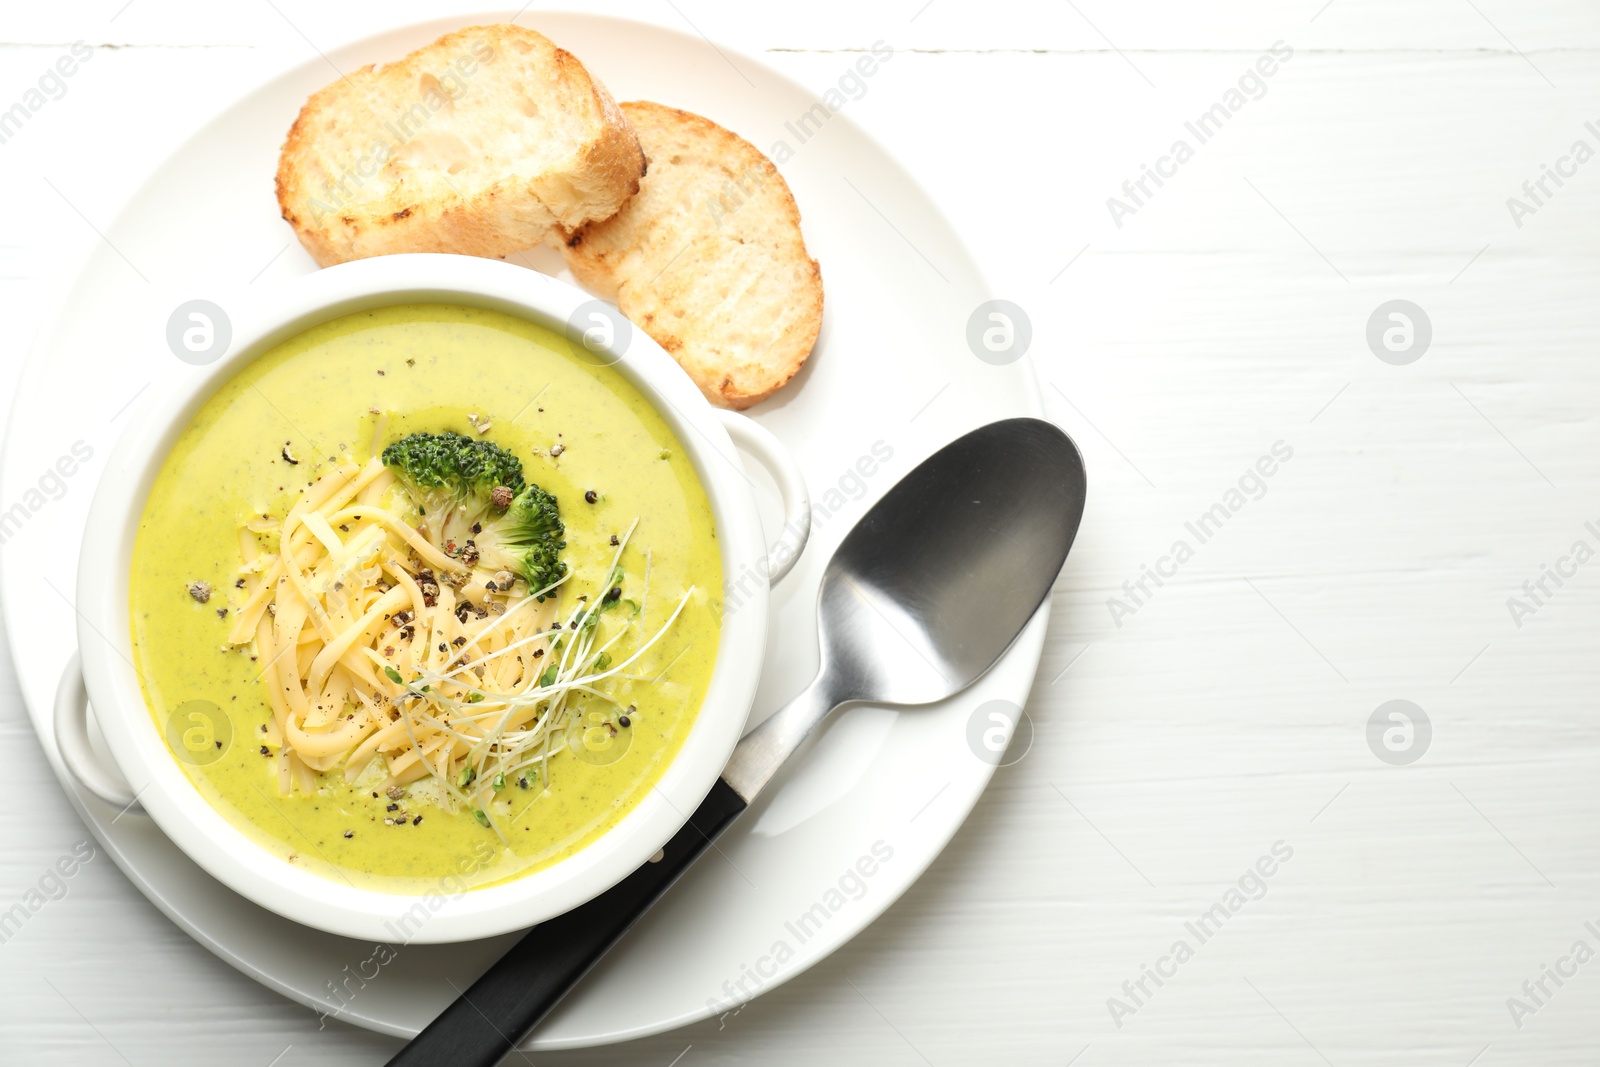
[3,2,1599,1063]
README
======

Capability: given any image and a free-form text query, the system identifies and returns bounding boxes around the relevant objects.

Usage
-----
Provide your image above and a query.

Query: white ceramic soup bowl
[52,253,809,943]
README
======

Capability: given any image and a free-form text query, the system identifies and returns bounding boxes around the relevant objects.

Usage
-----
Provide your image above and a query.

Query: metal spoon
[389,417,1087,1067]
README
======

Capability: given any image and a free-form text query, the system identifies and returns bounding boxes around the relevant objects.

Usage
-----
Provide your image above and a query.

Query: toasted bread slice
[562,101,823,410]
[276,24,644,266]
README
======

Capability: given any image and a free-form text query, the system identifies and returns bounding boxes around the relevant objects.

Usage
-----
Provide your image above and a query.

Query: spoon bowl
[725,417,1086,796]
[820,417,1087,706]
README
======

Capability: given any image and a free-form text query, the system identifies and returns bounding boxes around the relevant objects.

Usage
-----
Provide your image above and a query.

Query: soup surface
[129,303,722,892]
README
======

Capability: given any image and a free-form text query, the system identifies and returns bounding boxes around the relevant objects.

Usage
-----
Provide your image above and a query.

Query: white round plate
[0,11,1049,1050]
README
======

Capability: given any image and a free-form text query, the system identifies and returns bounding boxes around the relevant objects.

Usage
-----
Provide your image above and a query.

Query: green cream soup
[129,304,722,892]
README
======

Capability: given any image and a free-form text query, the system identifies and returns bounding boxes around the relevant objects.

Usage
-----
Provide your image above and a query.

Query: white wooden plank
[3,0,1600,53]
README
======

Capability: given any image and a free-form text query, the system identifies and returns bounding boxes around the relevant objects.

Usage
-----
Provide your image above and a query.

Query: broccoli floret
[474,484,568,597]
[380,431,566,595]
[381,431,527,556]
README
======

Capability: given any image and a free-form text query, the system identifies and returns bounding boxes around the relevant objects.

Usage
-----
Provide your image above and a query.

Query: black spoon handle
[386,778,748,1067]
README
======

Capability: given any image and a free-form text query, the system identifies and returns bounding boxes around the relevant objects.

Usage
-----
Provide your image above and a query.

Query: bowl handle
[714,410,811,585]
[53,652,142,812]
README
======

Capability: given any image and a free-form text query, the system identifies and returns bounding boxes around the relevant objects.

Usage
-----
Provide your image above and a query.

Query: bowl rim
[74,253,770,943]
